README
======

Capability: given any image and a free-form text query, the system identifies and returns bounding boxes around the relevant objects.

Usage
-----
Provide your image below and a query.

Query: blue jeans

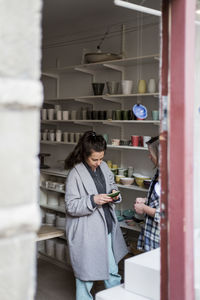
[76,233,121,300]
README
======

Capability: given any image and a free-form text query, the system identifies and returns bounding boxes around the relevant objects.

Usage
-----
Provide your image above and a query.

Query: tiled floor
[35,258,76,300]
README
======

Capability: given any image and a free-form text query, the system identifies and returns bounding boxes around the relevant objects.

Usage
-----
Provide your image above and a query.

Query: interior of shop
[36,1,162,299]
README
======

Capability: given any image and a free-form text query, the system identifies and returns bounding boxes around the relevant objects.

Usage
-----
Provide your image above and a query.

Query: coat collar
[74,161,110,194]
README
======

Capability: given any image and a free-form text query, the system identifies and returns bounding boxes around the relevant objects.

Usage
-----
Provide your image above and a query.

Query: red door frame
[161,0,195,299]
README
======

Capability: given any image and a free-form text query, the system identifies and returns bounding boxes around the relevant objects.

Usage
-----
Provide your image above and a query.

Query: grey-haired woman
[134,136,160,251]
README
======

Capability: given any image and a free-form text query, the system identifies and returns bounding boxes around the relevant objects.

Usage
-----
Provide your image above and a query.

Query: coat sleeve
[65,169,96,217]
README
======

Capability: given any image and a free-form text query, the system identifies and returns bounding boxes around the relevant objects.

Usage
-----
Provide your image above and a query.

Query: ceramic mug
[63,132,69,143]
[71,110,77,120]
[152,110,159,120]
[81,110,87,120]
[56,130,62,142]
[62,111,69,121]
[41,109,47,120]
[69,132,75,143]
[112,139,120,146]
[121,80,133,95]
[56,110,62,121]
[131,135,139,146]
[47,108,54,120]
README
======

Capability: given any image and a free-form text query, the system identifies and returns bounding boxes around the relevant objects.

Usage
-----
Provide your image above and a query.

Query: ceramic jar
[148,78,157,93]
[138,80,147,94]
[121,80,133,95]
[56,130,62,142]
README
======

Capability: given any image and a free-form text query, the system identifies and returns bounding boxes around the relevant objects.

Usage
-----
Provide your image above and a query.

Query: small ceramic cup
[63,132,69,143]
[121,80,133,95]
[71,110,77,120]
[62,111,69,121]
[56,110,62,121]
[152,110,159,120]
[56,130,62,142]
[41,109,47,120]
[69,132,75,143]
[47,108,54,120]
[131,135,139,146]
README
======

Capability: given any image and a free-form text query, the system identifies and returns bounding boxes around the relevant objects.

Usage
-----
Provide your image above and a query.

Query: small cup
[41,109,47,120]
[63,132,69,143]
[49,131,55,142]
[138,80,147,94]
[92,83,105,95]
[42,131,48,141]
[122,110,129,120]
[71,110,77,120]
[47,109,54,120]
[112,139,120,146]
[107,110,112,120]
[106,81,119,94]
[56,110,62,121]
[62,111,69,121]
[115,110,122,120]
[152,110,159,120]
[131,135,139,146]
[56,130,62,142]
[121,80,133,95]
[75,132,81,143]
[82,110,87,120]
[69,132,75,143]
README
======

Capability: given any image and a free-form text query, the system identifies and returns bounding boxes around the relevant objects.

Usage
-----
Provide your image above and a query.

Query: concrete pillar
[0,0,42,299]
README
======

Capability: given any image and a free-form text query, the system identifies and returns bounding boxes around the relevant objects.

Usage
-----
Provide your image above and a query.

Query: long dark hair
[65,131,107,170]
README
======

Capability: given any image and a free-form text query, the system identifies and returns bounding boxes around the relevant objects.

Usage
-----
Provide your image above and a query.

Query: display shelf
[119,220,142,232]
[40,168,68,177]
[41,119,160,125]
[43,92,159,105]
[36,225,65,241]
[40,141,149,151]
[116,184,148,192]
[40,203,66,213]
[40,186,65,194]
[42,54,159,76]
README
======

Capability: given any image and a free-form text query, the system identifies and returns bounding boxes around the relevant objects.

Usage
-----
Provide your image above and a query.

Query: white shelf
[40,186,65,194]
[40,168,68,177]
[40,203,66,213]
[40,141,149,151]
[42,54,159,76]
[116,184,148,192]
[119,220,142,232]
[44,93,159,104]
[41,120,160,125]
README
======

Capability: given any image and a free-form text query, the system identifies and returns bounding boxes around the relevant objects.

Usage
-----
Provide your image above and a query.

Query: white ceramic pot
[41,109,47,120]
[47,192,58,206]
[63,132,69,142]
[55,241,65,261]
[45,239,55,257]
[56,215,66,229]
[45,212,56,225]
[62,110,69,120]
[56,130,62,142]
[148,78,157,93]
[47,109,54,120]
[143,136,151,148]
[56,110,62,120]
[121,80,133,95]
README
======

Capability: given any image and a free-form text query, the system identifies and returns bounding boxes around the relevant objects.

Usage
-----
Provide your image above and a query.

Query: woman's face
[85,151,105,171]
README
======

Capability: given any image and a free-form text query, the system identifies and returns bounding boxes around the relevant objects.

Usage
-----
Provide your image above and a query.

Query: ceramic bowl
[117,215,125,222]
[123,209,134,219]
[133,173,151,188]
[85,53,121,63]
[120,177,134,185]
[143,179,151,189]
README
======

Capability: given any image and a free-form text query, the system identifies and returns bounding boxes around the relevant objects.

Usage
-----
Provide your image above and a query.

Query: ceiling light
[114,0,161,17]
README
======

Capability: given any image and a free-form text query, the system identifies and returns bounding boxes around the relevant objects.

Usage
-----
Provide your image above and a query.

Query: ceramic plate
[132,104,147,119]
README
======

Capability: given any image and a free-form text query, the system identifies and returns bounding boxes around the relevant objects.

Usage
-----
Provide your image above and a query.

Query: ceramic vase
[148,78,157,93]
[138,80,147,94]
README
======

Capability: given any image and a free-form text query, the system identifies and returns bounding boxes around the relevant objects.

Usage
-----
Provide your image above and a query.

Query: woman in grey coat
[65,131,128,300]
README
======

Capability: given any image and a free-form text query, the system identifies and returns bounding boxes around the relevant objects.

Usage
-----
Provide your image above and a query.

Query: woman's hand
[134,202,145,215]
[93,194,113,205]
[136,197,147,204]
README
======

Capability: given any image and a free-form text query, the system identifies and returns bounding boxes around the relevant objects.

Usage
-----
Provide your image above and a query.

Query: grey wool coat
[65,161,128,281]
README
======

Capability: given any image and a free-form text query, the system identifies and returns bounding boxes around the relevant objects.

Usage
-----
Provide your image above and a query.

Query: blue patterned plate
[133,104,147,119]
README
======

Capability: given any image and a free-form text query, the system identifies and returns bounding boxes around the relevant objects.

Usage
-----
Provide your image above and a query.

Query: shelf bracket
[103,63,125,72]
[74,98,93,105]
[102,121,121,127]
[102,96,122,104]
[74,67,96,76]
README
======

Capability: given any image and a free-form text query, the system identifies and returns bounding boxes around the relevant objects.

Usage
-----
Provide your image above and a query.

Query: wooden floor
[35,258,76,300]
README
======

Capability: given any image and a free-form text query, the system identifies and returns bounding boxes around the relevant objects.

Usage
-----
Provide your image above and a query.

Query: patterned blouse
[137,169,160,251]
